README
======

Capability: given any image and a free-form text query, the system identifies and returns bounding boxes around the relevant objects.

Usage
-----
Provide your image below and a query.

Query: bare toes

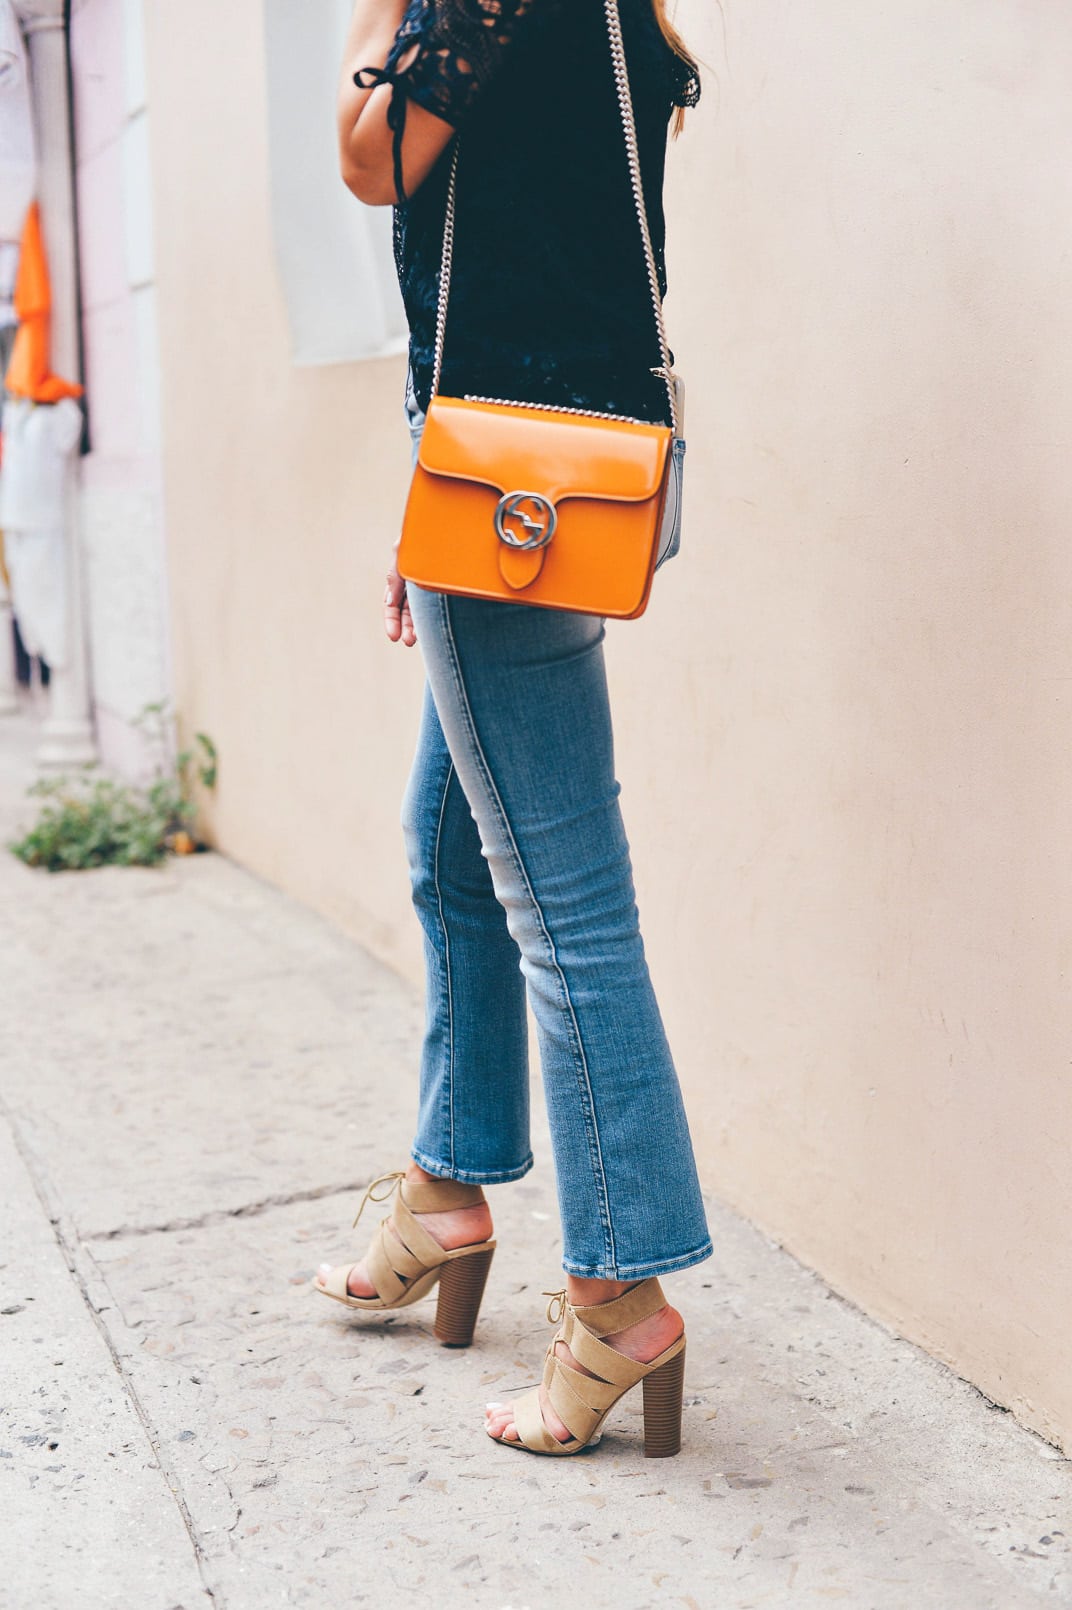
[483,1403,518,1441]
[486,1420,519,1441]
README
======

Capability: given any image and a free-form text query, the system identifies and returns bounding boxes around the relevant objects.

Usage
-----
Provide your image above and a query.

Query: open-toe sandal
[315,1169,496,1347]
[494,1276,686,1458]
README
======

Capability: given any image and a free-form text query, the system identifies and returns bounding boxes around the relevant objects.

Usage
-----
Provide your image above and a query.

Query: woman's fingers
[383,564,417,646]
[383,571,403,641]
[399,586,416,647]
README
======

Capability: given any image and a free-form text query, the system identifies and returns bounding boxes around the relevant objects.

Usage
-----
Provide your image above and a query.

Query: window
[263,0,407,366]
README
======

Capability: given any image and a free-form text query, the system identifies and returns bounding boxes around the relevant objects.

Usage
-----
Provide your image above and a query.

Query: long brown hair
[652,1,700,135]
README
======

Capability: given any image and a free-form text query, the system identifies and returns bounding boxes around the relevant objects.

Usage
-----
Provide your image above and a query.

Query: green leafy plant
[9,702,217,872]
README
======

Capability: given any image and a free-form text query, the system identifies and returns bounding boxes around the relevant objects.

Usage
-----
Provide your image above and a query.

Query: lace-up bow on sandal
[315,1170,496,1347]
[495,1277,686,1458]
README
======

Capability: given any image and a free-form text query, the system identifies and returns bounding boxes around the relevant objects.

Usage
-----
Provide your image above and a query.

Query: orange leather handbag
[397,0,685,622]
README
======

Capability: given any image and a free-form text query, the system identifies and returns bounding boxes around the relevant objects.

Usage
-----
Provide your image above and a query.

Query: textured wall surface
[71,0,170,773]
[144,0,1072,1451]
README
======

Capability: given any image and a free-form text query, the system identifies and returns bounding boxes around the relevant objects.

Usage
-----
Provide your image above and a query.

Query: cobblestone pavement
[2,706,1070,1610]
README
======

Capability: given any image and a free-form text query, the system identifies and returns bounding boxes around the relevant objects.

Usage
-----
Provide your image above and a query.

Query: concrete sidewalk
[1,704,1069,1610]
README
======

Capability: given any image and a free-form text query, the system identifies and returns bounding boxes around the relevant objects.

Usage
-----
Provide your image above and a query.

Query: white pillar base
[36,711,98,768]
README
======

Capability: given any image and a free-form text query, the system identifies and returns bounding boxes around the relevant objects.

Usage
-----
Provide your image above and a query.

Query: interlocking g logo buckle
[494,491,557,551]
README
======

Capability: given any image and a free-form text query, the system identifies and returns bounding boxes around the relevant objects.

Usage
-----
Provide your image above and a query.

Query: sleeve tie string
[353,61,416,205]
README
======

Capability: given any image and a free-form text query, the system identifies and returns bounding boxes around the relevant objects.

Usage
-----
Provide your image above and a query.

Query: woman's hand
[384,548,417,646]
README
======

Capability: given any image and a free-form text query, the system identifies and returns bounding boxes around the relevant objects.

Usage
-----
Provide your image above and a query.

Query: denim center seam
[431,758,457,1170]
[434,591,618,1273]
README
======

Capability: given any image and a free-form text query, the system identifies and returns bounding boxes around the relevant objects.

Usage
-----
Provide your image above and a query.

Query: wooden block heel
[642,1342,685,1458]
[434,1244,496,1346]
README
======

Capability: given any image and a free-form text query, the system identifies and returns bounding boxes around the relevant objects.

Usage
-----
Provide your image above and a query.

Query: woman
[315,0,712,1459]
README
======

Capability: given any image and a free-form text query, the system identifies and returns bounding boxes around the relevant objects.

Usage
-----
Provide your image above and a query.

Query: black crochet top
[356,0,699,424]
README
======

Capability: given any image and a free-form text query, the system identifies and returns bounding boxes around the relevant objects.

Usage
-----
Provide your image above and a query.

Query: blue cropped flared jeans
[400,388,711,1280]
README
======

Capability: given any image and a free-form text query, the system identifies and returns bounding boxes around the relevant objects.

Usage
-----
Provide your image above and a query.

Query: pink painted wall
[69,0,170,775]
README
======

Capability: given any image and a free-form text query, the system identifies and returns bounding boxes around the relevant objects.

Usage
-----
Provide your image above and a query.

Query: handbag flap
[417,396,670,505]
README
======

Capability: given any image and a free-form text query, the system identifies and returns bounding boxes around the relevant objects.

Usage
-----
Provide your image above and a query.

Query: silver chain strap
[603,0,677,429]
[430,140,460,402]
[462,394,650,425]
[429,0,680,436]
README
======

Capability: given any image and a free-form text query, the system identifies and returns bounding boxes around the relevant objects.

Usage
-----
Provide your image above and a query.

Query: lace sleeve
[355,0,555,204]
[670,51,701,111]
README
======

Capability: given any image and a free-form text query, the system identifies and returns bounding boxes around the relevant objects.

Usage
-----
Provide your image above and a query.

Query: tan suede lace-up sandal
[315,1170,496,1347]
[494,1277,686,1457]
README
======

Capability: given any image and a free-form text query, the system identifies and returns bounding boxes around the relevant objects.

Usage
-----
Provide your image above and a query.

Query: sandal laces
[352,1169,405,1229]
[543,1289,567,1325]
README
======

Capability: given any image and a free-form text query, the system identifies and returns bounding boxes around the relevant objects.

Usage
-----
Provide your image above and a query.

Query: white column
[15,0,96,766]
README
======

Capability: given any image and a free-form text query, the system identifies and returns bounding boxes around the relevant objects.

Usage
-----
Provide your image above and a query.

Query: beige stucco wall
[144,0,1072,1451]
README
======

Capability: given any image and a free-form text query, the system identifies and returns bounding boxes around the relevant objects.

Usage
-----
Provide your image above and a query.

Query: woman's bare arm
[337,0,457,206]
